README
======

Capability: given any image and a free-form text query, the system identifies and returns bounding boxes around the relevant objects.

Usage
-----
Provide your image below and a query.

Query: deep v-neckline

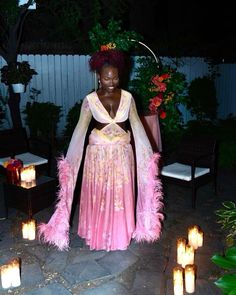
[96,90,123,120]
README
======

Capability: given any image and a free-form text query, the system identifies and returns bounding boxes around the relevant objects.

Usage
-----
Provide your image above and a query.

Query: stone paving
[0,168,235,295]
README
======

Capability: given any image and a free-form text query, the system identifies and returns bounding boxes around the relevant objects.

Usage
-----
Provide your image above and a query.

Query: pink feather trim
[133,152,164,242]
[37,156,74,251]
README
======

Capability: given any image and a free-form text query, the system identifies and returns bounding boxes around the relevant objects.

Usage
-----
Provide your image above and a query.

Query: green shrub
[64,101,82,138]
[187,76,218,121]
[23,101,62,142]
[212,201,236,294]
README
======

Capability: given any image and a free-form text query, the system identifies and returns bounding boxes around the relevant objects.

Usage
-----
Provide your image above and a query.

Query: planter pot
[11,83,26,93]
[140,113,162,152]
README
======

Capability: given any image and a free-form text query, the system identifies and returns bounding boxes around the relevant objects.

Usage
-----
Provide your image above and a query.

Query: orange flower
[161,73,171,80]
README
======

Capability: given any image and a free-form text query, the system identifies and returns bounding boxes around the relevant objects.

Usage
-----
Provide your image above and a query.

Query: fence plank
[1,55,235,134]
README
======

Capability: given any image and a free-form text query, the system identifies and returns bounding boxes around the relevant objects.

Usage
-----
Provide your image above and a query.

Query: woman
[38,49,163,251]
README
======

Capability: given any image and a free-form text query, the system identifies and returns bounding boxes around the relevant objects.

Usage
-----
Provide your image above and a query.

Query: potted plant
[0,61,37,93]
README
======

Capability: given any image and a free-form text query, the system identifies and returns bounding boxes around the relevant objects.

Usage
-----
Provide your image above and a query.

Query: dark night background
[2,0,236,62]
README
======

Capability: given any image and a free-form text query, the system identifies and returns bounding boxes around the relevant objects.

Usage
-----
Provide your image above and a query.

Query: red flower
[100,45,108,51]
[148,95,163,113]
[151,76,167,92]
[159,109,167,119]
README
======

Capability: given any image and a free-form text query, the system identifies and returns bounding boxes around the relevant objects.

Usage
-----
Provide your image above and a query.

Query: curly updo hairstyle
[89,49,125,76]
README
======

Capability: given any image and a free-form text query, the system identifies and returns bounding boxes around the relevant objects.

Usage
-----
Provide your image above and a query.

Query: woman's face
[99,65,119,93]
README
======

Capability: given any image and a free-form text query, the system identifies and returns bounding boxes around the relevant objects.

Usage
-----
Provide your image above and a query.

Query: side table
[3,175,57,218]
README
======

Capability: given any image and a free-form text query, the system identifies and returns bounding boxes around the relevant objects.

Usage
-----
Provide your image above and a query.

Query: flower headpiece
[89,19,142,53]
[100,42,116,51]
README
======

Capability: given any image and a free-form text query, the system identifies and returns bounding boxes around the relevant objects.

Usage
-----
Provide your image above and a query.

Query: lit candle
[185,264,195,293]
[22,219,36,240]
[177,238,186,265]
[22,221,29,239]
[188,225,199,250]
[197,229,204,247]
[28,219,36,240]
[0,264,11,289]
[0,258,21,289]
[10,258,21,288]
[182,244,194,268]
[20,165,36,187]
[173,266,184,295]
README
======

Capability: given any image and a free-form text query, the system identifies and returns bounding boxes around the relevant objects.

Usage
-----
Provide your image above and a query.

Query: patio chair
[160,136,218,209]
[0,127,52,176]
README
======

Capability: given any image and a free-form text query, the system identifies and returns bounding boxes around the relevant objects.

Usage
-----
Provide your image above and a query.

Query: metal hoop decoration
[130,39,162,69]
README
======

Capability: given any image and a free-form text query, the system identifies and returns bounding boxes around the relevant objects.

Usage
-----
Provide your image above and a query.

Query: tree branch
[16,10,31,50]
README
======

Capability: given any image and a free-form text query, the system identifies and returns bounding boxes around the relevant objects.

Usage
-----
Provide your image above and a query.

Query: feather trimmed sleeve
[38,97,92,250]
[129,97,164,242]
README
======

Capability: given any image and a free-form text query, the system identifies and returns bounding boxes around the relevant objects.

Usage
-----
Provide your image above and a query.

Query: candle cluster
[20,165,36,188]
[174,225,203,294]
[0,258,21,289]
[22,219,36,240]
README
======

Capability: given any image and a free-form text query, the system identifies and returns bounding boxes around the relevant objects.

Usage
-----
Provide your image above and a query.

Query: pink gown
[38,90,163,251]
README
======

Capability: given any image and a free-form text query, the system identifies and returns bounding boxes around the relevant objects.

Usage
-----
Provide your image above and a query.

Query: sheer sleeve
[129,97,164,242]
[38,97,92,250]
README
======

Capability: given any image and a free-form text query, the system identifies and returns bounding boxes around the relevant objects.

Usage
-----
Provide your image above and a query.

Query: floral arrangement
[89,18,142,53]
[129,56,188,132]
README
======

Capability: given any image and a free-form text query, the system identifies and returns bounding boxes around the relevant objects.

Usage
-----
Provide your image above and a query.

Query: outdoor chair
[0,127,52,176]
[160,136,218,209]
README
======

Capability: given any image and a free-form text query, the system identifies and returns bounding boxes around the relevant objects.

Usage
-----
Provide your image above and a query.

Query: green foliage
[212,203,236,294]
[23,101,62,141]
[211,246,236,294]
[89,18,142,53]
[0,61,37,85]
[186,76,218,121]
[129,56,188,133]
[64,101,82,138]
[215,201,236,245]
[0,0,20,26]
[219,141,236,169]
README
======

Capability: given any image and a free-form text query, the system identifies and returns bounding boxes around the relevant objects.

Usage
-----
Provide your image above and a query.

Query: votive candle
[185,264,195,293]
[177,238,186,265]
[197,229,204,247]
[173,266,184,295]
[0,264,11,289]
[182,244,194,268]
[10,258,21,288]
[188,225,199,250]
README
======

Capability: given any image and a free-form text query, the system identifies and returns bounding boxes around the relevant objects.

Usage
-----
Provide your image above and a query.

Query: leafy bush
[186,76,218,121]
[211,201,236,294]
[64,101,82,138]
[23,101,62,142]
[211,247,236,294]
[215,201,236,246]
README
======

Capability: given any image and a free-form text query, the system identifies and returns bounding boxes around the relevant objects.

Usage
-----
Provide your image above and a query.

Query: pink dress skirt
[78,124,135,251]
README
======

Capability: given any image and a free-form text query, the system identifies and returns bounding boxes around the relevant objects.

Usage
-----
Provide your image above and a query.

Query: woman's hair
[89,49,125,75]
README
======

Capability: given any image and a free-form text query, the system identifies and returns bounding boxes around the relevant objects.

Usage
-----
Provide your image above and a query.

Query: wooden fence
[1,55,235,135]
